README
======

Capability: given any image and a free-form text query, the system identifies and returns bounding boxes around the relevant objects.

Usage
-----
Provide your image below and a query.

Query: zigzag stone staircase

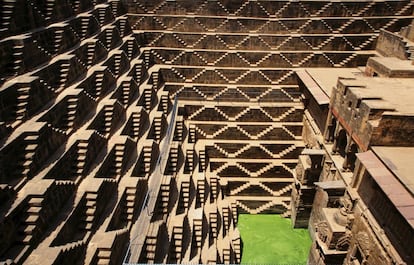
[0,0,413,264]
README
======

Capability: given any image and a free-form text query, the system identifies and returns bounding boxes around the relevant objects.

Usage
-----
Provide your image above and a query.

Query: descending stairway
[75,141,88,177]
[125,187,136,224]
[1,0,413,264]
[21,134,38,177]
[171,226,183,261]
[16,197,42,246]
[80,192,97,232]
[65,97,78,130]
[102,105,114,135]
[15,86,30,121]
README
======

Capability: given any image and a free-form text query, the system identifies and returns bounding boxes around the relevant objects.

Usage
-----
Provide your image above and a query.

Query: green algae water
[238,214,311,264]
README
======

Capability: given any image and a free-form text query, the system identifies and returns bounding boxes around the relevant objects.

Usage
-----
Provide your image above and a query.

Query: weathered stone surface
[1,0,414,264]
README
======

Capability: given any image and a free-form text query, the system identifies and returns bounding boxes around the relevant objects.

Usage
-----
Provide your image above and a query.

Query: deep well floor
[238,214,311,264]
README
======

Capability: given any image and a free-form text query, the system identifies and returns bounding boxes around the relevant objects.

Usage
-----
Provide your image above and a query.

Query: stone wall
[1,0,414,264]
[357,170,414,264]
[376,30,409,59]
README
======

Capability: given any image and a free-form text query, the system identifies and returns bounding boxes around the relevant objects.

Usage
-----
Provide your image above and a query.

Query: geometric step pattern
[193,122,303,140]
[125,1,414,19]
[165,84,301,102]
[1,0,413,264]
[149,48,376,67]
[159,67,299,85]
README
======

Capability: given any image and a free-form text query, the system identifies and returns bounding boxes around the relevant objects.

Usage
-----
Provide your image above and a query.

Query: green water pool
[238,214,312,264]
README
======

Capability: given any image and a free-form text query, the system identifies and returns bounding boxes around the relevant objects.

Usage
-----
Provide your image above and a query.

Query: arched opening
[326,116,337,143]
[343,144,358,171]
[335,130,348,157]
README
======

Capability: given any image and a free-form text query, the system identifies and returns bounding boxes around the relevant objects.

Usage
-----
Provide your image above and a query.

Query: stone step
[21,225,36,235]
[24,214,39,225]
